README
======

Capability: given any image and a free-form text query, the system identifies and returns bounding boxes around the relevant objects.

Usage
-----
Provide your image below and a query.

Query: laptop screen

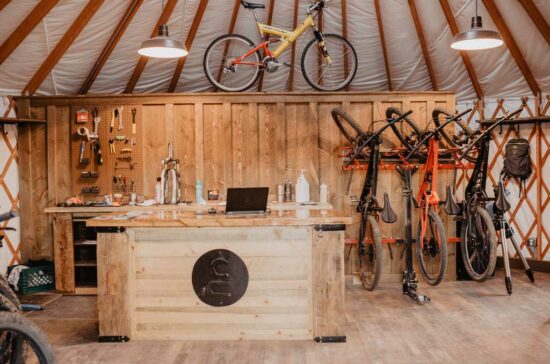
[226,187,269,214]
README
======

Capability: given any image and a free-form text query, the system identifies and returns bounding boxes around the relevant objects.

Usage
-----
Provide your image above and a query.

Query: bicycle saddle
[381,192,398,224]
[494,181,511,213]
[444,185,460,216]
[241,1,265,9]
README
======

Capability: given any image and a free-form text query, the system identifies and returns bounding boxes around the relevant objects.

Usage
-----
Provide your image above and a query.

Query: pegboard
[70,105,143,201]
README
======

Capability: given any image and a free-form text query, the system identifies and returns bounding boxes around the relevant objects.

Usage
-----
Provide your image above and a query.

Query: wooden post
[52,213,74,293]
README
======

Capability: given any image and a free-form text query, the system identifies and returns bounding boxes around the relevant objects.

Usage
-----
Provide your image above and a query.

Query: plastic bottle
[320,183,328,204]
[155,177,162,205]
[296,170,310,203]
[196,180,206,205]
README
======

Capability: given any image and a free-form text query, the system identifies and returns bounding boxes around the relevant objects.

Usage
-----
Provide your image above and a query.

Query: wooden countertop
[86,209,352,228]
[45,202,333,214]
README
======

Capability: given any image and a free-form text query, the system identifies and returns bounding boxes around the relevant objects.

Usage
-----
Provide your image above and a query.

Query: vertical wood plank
[97,231,131,338]
[232,103,260,187]
[194,103,204,194]
[173,104,196,201]
[259,103,286,199]
[142,105,167,198]
[52,213,74,293]
[313,229,345,338]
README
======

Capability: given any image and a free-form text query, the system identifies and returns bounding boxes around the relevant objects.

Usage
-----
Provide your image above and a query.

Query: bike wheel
[331,108,366,144]
[301,34,358,91]
[203,34,261,92]
[0,312,55,364]
[460,206,497,281]
[416,210,448,286]
[358,215,382,291]
[386,107,424,154]
[432,108,478,162]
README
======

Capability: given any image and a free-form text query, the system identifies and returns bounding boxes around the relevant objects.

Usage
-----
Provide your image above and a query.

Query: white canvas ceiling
[0,0,548,103]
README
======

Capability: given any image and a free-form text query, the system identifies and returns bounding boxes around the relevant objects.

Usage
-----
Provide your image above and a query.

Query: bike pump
[398,165,430,304]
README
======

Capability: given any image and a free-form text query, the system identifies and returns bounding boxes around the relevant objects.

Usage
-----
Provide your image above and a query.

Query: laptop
[225,187,269,215]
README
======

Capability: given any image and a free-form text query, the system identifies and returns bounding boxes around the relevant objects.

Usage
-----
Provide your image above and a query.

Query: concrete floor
[25,269,550,364]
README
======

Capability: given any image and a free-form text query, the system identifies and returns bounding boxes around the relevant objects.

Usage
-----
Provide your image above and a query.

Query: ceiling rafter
[22,0,105,96]
[257,0,276,92]
[342,0,350,91]
[124,0,178,94]
[439,0,483,99]
[79,0,144,95]
[518,0,550,47]
[0,0,11,12]
[0,0,59,66]
[374,0,392,91]
[168,0,209,93]
[408,0,438,90]
[482,0,540,97]
[215,0,242,86]
[288,0,299,91]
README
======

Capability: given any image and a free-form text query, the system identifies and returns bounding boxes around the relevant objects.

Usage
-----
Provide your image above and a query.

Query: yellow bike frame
[256,14,316,58]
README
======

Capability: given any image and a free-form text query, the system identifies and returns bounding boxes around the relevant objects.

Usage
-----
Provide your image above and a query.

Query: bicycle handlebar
[404,108,472,160]
[307,0,328,14]
[346,110,413,163]
[458,105,525,160]
[0,210,18,223]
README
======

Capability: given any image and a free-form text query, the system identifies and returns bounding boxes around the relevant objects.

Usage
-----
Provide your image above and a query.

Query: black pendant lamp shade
[451,1,503,51]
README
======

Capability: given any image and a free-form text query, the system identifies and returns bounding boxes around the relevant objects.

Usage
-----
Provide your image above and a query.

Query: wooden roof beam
[79,0,144,94]
[215,0,242,85]
[257,0,276,92]
[124,0,178,94]
[374,0,392,91]
[408,0,438,90]
[167,0,209,93]
[22,0,105,96]
[482,0,540,97]
[288,0,299,91]
[0,0,11,12]
[0,0,59,66]
[518,0,550,46]
[439,0,483,99]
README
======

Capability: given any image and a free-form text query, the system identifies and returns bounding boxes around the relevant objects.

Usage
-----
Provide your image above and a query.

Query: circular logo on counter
[192,249,248,307]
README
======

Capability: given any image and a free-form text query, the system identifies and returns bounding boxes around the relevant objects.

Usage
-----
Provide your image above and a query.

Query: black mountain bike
[449,105,527,281]
[332,109,412,290]
[0,210,55,364]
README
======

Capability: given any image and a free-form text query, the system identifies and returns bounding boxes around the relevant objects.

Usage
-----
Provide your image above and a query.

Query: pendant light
[138,0,188,58]
[451,0,503,51]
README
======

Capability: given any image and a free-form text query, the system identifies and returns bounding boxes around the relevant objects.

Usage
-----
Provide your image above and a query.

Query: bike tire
[358,215,382,291]
[331,108,366,144]
[460,206,497,281]
[301,34,358,91]
[203,34,261,92]
[0,276,20,309]
[386,107,423,154]
[432,108,478,162]
[416,210,448,286]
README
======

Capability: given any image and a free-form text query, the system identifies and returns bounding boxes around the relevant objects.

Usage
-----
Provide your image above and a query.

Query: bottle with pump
[296,169,310,203]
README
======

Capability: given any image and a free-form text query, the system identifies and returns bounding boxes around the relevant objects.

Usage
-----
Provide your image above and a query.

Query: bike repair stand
[397,165,430,304]
[492,180,535,295]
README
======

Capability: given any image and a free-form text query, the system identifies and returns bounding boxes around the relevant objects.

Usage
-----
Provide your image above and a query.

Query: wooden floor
[25,269,550,364]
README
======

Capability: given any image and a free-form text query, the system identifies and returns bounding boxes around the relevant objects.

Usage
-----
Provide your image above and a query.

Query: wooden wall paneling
[16,100,33,262]
[173,104,196,201]
[259,103,286,200]
[48,106,72,203]
[231,103,260,187]
[318,102,344,209]
[202,103,232,195]
[142,105,167,198]
[286,103,320,200]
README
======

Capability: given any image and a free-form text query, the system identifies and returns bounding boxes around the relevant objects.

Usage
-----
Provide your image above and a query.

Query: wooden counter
[88,210,351,342]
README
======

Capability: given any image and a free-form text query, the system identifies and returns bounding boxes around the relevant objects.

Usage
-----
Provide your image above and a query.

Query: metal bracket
[98,336,129,343]
[314,224,346,232]
[314,336,347,343]
[95,227,126,233]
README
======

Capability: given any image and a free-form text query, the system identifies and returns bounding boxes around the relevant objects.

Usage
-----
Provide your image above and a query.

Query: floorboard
[24,269,550,364]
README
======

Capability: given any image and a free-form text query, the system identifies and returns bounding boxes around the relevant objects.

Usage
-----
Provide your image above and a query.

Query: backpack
[502,138,532,195]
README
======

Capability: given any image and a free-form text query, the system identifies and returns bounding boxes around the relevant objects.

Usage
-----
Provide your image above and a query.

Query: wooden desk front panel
[129,227,313,340]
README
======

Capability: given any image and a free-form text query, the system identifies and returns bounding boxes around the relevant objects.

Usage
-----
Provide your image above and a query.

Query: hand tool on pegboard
[76,108,89,124]
[132,108,137,135]
[111,106,123,133]
[109,138,115,154]
[118,106,124,131]
[92,140,103,165]
[91,107,100,139]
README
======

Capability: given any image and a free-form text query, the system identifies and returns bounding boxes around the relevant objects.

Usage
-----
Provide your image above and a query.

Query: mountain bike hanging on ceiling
[332,109,413,290]
[204,0,358,92]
